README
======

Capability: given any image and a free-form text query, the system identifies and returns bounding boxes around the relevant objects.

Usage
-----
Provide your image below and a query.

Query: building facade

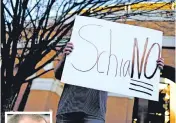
[12,2,175,123]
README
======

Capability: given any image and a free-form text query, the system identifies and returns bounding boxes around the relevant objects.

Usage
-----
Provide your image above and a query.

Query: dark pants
[56,112,105,123]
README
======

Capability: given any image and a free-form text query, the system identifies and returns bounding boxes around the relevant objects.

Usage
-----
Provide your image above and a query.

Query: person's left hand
[157,58,164,70]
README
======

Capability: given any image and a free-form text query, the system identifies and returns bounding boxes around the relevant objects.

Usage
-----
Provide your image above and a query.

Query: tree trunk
[1,80,21,123]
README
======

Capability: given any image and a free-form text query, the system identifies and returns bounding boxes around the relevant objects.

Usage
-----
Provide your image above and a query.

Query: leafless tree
[1,0,174,121]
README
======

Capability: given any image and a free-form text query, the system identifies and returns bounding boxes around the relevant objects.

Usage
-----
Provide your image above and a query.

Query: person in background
[55,42,164,123]
[7,114,47,123]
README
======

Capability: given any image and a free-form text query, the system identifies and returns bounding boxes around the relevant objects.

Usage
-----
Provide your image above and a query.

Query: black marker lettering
[71,24,102,72]
[131,38,148,79]
[144,43,161,79]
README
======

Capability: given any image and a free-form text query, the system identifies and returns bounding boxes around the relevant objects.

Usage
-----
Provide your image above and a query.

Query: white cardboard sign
[61,16,163,101]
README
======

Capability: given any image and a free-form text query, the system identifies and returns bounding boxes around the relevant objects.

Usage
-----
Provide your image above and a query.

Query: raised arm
[54,42,74,80]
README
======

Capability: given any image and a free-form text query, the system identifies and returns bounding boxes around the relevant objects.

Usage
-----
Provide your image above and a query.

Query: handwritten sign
[61,16,163,101]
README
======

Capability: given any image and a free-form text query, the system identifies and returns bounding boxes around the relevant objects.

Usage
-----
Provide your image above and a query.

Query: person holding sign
[54,42,164,123]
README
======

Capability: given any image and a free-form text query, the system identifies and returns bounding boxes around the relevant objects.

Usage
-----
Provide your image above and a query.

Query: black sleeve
[55,57,66,80]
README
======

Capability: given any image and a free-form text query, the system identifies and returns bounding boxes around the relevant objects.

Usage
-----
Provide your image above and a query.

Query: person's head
[7,114,47,123]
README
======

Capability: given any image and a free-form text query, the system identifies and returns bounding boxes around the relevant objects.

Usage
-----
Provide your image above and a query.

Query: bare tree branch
[25,68,54,82]
[10,0,15,11]
[3,3,13,18]
[24,0,42,18]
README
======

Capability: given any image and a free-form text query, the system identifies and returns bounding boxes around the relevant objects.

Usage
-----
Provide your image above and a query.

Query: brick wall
[162,49,175,68]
